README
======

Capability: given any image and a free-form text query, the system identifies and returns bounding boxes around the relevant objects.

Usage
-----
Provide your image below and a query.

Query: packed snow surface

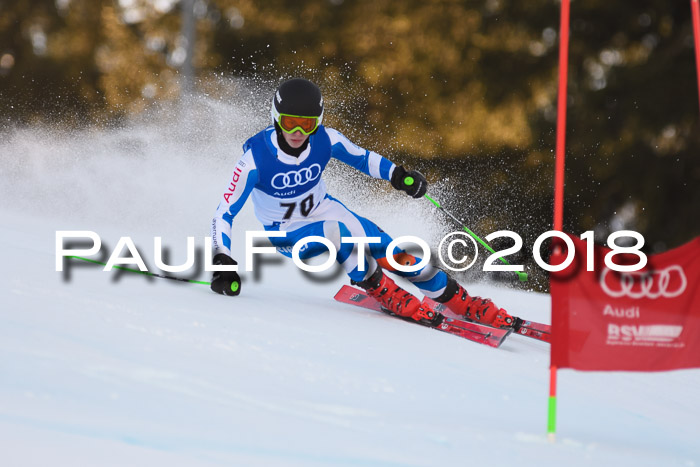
[1,115,698,467]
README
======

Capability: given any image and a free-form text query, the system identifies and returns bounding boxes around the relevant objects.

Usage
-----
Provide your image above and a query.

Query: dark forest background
[1,0,698,286]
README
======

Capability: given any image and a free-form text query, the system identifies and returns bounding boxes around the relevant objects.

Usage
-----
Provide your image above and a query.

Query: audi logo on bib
[599,265,687,300]
[271,164,322,189]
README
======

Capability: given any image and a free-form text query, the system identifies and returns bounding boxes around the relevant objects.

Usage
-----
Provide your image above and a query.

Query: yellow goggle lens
[278,114,319,135]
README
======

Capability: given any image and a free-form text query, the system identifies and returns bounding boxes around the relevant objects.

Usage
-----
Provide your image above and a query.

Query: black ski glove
[210,253,241,296]
[391,165,428,199]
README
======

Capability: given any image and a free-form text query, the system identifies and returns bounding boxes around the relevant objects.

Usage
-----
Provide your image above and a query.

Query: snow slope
[1,110,699,467]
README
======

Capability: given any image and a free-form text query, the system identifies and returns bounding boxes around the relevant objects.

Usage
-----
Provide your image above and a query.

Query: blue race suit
[211,125,448,296]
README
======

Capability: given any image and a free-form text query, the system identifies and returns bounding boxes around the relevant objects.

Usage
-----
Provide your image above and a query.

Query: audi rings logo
[271,164,322,189]
[599,265,687,299]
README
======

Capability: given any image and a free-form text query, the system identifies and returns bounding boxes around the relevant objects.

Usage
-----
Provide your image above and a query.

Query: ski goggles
[277,113,320,135]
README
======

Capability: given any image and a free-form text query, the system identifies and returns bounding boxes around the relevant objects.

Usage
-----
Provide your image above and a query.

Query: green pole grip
[404,176,415,186]
[230,281,240,293]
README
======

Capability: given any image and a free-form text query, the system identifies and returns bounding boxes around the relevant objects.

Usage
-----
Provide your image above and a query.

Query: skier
[210,78,516,329]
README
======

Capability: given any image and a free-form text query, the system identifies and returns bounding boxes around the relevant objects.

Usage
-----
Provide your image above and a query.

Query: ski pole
[410,187,528,282]
[69,255,214,286]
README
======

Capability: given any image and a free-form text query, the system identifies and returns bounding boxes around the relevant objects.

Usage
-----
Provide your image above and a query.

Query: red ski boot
[434,278,516,328]
[354,268,441,326]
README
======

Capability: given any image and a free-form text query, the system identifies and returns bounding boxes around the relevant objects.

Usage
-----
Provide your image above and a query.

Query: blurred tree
[560,0,700,255]
[0,0,107,124]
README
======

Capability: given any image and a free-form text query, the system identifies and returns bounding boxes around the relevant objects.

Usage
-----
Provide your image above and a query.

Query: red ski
[512,320,551,343]
[421,296,551,344]
[334,285,511,348]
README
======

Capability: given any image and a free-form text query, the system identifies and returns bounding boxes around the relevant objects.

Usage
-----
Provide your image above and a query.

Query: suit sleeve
[211,150,258,258]
[327,128,396,181]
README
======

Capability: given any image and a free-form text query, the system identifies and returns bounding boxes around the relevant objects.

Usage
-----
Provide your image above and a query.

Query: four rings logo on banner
[271,164,322,189]
[599,265,688,299]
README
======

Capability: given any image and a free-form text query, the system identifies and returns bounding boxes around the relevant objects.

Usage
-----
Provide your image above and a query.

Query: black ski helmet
[271,78,324,129]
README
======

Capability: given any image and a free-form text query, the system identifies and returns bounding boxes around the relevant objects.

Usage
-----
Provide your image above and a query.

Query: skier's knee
[377,252,417,272]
